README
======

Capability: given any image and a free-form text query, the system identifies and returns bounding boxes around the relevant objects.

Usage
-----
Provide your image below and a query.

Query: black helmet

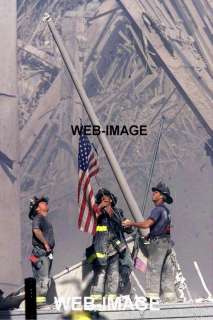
[95,188,117,207]
[28,196,49,220]
[152,182,173,204]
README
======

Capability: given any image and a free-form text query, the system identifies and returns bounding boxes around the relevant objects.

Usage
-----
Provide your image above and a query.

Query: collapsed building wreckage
[18,0,213,193]
[0,0,213,318]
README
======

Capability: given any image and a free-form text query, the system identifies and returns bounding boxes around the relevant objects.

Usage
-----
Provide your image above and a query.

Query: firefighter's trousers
[31,250,52,298]
[90,253,119,298]
[145,237,177,302]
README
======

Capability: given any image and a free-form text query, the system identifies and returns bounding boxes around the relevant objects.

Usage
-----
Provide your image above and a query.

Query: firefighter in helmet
[86,188,133,302]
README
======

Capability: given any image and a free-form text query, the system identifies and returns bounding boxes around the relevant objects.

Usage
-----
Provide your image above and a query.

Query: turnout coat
[86,207,133,270]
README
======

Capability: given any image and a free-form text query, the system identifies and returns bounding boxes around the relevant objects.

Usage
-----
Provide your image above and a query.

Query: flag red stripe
[78,139,99,234]
[88,159,99,171]
[78,174,93,229]
[78,170,85,201]
[88,167,99,178]
[84,189,95,232]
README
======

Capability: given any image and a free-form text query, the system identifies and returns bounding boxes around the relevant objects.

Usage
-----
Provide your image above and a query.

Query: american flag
[78,133,99,234]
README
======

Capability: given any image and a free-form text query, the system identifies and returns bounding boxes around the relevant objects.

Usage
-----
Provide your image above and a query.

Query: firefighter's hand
[98,199,111,209]
[122,219,133,228]
[44,242,51,252]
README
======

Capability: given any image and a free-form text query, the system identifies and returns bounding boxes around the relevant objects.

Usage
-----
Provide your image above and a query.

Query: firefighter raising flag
[78,133,99,234]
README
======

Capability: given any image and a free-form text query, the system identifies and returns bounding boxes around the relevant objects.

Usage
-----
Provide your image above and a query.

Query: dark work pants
[90,253,119,297]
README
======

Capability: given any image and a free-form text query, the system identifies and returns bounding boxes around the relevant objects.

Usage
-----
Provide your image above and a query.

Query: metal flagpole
[43,14,148,237]
[91,143,101,188]
[131,271,146,296]
[141,116,165,217]
[194,261,212,299]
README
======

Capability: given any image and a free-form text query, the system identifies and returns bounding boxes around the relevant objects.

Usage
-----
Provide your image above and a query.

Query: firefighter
[28,196,55,306]
[86,188,133,303]
[122,182,177,303]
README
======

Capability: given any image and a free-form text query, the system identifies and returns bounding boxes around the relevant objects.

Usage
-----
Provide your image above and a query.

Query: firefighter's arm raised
[93,198,112,217]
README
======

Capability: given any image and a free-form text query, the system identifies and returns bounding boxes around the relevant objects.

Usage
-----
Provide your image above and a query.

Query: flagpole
[194,261,212,299]
[141,116,165,216]
[91,143,101,188]
[43,14,148,237]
